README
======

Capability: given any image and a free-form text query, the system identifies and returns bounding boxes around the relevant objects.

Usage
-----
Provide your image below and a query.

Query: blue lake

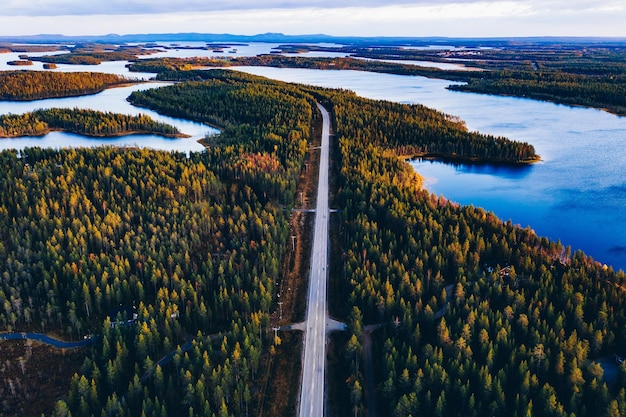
[0,83,218,153]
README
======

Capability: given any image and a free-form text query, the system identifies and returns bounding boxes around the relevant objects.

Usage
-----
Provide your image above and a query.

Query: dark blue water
[409,92,626,271]
[413,159,626,270]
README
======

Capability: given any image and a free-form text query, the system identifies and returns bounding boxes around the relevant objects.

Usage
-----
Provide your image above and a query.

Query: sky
[0,0,625,38]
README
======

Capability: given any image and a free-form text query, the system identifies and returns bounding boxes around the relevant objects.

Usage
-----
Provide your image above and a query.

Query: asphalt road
[0,332,94,348]
[299,103,331,417]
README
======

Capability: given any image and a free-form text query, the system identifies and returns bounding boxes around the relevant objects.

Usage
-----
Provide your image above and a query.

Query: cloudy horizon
[0,0,625,38]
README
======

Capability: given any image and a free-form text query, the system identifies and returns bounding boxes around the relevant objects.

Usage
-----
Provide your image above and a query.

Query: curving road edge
[299,102,331,417]
[0,332,95,349]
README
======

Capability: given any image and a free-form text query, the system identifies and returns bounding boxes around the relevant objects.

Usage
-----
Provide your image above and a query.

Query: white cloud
[528,0,625,13]
[0,0,531,16]
[372,2,533,20]
[0,0,624,37]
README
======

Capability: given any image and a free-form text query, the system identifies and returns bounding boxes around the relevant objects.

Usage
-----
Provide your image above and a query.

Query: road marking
[299,103,331,417]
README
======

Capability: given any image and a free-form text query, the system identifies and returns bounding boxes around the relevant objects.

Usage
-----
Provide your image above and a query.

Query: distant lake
[134,42,287,60]
[355,57,482,71]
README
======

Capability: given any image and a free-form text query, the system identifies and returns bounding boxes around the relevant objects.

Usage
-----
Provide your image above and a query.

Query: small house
[108,305,138,327]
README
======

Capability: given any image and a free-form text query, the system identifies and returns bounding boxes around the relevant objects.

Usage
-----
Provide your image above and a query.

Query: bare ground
[0,339,87,417]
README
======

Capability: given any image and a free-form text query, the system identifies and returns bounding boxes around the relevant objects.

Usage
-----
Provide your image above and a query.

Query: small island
[7,59,34,66]
[0,108,188,139]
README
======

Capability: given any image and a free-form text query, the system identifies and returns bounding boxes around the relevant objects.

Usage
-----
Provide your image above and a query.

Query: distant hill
[2,32,626,47]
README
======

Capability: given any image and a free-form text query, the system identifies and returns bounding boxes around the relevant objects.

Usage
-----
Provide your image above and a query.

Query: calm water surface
[134,42,283,59]
[356,57,482,71]
[0,83,218,153]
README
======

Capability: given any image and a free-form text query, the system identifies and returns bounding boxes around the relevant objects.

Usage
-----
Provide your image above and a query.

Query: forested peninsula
[0,108,185,138]
[142,69,538,164]
[0,71,135,101]
[0,69,623,417]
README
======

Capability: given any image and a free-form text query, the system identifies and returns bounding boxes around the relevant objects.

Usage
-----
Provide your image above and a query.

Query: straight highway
[299,102,331,417]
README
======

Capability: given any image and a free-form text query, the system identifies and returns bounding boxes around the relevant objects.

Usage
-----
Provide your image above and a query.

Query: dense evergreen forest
[0,72,312,416]
[0,71,133,101]
[148,69,537,163]
[0,108,184,138]
[448,71,626,115]
[0,67,624,417]
[301,84,626,416]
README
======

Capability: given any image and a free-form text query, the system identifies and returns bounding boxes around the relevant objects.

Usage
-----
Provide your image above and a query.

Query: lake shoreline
[0,80,144,102]
[128,98,225,133]
[447,85,626,118]
[0,126,190,140]
[405,152,541,166]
